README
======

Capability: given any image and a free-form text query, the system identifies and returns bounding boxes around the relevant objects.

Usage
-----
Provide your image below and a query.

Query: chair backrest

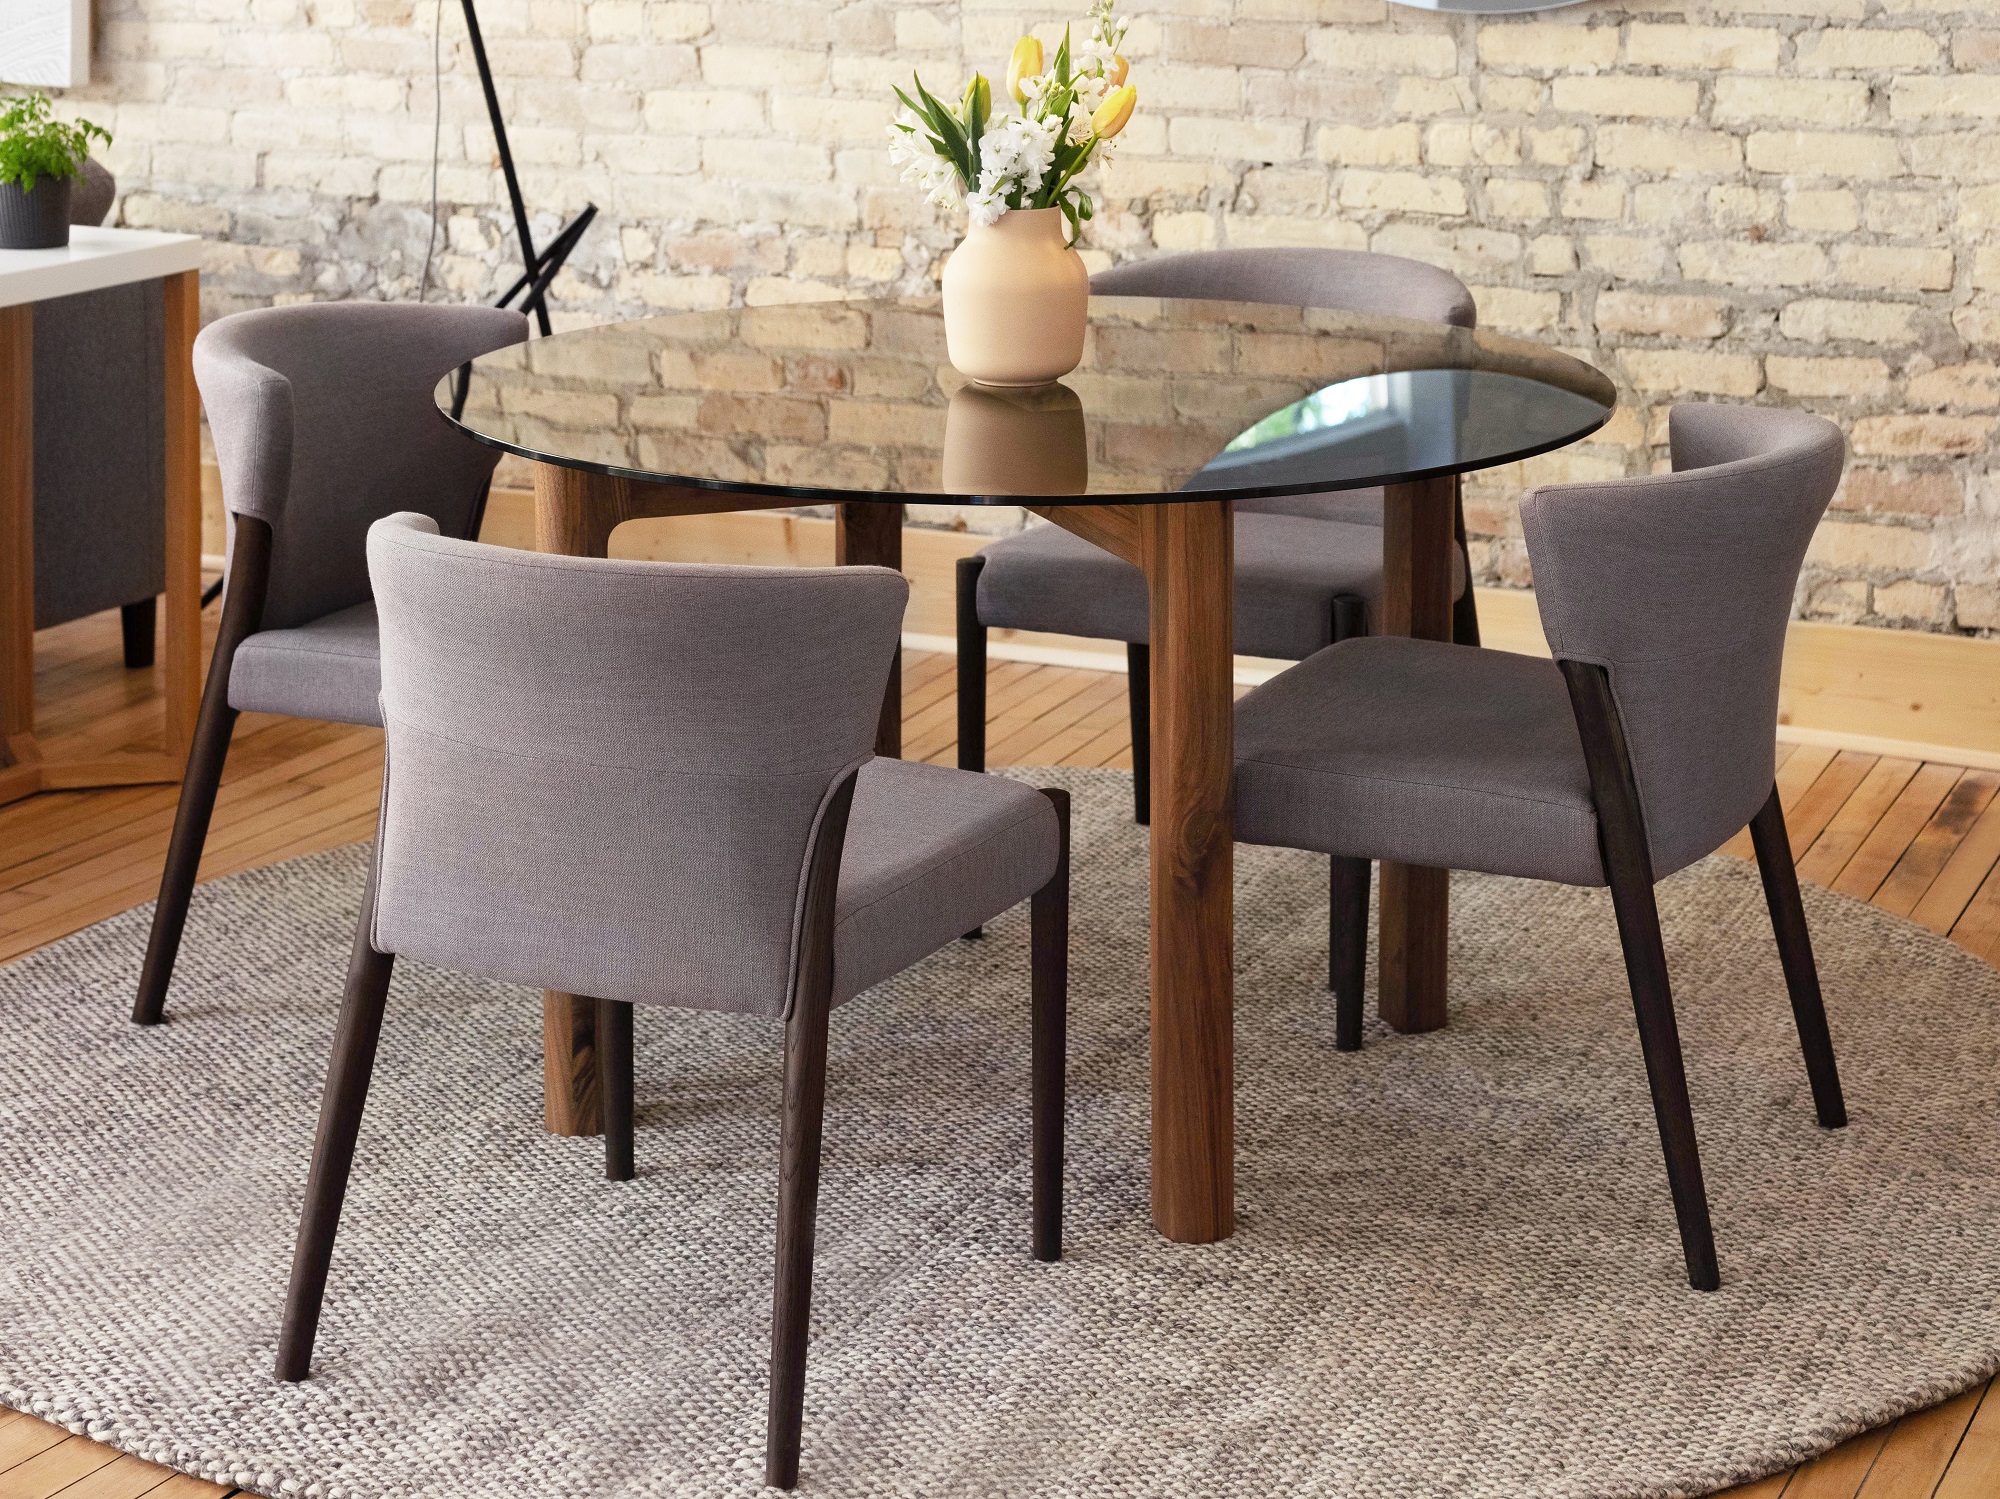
[1520,404,1845,878]
[1090,247,1477,330]
[364,514,908,1018]
[196,302,527,631]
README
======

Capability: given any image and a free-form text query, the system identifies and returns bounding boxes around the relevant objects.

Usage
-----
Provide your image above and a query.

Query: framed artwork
[0,0,90,89]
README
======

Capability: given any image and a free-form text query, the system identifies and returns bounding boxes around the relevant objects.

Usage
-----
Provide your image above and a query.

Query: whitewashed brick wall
[58,0,2000,634]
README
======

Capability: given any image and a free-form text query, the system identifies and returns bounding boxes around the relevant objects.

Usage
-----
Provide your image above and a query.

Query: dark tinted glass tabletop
[438,296,1617,506]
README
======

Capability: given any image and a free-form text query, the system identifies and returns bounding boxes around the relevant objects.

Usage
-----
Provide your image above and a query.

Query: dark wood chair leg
[1127,641,1150,825]
[1331,592,1367,645]
[277,867,395,1380]
[1562,659,1719,1292]
[1031,788,1070,1262]
[133,520,272,1025]
[765,770,857,1492]
[120,598,156,669]
[1451,477,1481,648]
[1329,856,1370,1052]
[1748,787,1848,1129]
[599,997,635,1180]
[957,555,989,939]
[956,555,987,777]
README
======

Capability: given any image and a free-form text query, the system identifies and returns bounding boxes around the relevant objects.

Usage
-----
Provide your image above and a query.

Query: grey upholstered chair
[35,159,160,669]
[132,302,528,1025]
[1232,404,1851,1292]
[277,514,1072,1491]
[959,247,1479,822]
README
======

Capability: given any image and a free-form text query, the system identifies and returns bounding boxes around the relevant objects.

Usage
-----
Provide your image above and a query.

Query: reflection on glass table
[1193,368,1611,493]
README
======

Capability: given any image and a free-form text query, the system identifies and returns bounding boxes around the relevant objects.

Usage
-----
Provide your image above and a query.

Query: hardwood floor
[4,598,1999,1499]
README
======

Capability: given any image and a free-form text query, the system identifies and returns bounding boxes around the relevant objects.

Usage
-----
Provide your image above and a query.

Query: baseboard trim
[474,489,2000,768]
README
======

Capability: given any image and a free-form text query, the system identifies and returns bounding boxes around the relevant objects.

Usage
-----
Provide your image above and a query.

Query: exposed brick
[1746,131,1903,180]
[1475,22,1619,72]
[1851,413,1997,457]
[1337,169,1467,216]
[1765,355,1891,398]
[1623,349,1763,397]
[1680,240,1829,288]
[1550,76,1698,120]
[1837,469,1964,517]
[1626,24,1781,72]
[1907,363,2000,410]
[1315,123,1421,167]
[1712,77,1871,128]
[1834,244,1955,292]
[1595,291,1728,339]
[1780,299,1918,344]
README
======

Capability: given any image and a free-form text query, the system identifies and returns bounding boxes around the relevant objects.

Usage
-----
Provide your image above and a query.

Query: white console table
[1,226,204,806]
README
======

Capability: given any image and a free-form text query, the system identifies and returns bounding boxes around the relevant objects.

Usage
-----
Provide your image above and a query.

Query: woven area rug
[5,767,2000,1499]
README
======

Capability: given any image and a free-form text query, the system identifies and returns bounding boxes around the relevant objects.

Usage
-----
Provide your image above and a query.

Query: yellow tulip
[1006,36,1044,103]
[1090,83,1136,140]
[1107,52,1129,87]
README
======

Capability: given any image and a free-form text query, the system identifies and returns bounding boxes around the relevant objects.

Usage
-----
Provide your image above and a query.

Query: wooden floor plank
[0,1434,121,1499]
[1722,746,1839,859]
[1935,1381,2000,1499]
[0,1418,69,1476]
[1909,797,2000,938]
[1872,771,2000,919]
[1851,1384,1986,1498]
[1785,752,1881,857]
[43,1454,197,1499]
[1797,757,1923,890]
[1830,764,1964,903]
[1779,1425,1893,1499]
[1948,857,2000,964]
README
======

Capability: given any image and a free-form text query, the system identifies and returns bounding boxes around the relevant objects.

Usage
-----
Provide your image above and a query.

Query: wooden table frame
[527,461,1459,1246]
[0,268,203,807]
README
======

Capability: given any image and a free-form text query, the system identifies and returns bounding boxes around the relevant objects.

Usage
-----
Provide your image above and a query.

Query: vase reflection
[942,381,1089,497]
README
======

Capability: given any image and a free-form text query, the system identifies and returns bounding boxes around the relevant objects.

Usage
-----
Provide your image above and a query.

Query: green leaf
[0,91,109,193]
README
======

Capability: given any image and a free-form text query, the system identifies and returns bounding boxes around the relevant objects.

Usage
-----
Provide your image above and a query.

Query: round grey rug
[3,768,1998,1499]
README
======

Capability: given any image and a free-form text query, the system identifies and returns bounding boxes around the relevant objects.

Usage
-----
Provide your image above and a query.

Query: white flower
[966,183,1007,226]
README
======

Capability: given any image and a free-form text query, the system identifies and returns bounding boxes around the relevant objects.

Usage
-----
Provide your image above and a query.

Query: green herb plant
[0,92,111,194]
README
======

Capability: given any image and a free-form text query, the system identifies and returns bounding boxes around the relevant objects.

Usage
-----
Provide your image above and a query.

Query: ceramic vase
[942,206,1088,387]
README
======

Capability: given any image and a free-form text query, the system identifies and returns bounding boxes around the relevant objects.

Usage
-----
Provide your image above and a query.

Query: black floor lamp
[459,0,595,337]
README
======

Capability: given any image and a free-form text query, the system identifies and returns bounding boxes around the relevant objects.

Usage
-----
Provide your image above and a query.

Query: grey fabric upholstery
[227,601,382,726]
[1234,403,1846,886]
[834,757,1059,1003]
[1521,404,1846,878]
[366,515,1060,1019]
[976,513,1464,658]
[199,301,526,631]
[32,279,165,629]
[1091,247,1477,330]
[1234,637,1602,885]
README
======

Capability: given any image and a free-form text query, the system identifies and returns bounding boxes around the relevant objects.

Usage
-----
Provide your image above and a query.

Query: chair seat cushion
[228,600,382,726]
[1232,637,1605,886]
[1236,486,1386,526]
[834,759,1060,1004]
[976,513,1463,660]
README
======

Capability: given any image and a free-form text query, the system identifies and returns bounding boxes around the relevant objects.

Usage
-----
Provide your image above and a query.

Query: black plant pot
[0,177,73,250]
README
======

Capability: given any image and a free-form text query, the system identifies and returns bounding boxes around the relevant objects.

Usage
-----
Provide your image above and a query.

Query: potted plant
[889,2,1137,386]
[0,92,111,250]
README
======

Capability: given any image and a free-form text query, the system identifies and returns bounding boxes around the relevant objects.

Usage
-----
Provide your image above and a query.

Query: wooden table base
[1032,498,1237,1244]
[0,270,202,809]
[1378,475,1459,1033]
[528,462,907,1134]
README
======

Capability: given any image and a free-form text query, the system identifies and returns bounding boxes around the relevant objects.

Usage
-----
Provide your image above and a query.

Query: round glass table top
[438,295,1617,506]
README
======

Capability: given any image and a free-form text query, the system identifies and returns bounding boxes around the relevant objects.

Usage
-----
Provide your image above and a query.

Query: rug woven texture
[4,768,1999,1499]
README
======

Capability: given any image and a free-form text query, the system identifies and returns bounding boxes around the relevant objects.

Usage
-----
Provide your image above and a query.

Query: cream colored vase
[942,206,1089,387]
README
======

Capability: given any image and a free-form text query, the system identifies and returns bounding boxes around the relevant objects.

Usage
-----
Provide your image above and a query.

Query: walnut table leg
[1140,498,1235,1243]
[836,501,905,758]
[1378,474,1457,1033]
[531,461,638,1136]
[0,303,33,805]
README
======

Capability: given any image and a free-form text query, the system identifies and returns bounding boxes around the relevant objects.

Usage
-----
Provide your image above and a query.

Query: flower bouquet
[889,2,1137,386]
